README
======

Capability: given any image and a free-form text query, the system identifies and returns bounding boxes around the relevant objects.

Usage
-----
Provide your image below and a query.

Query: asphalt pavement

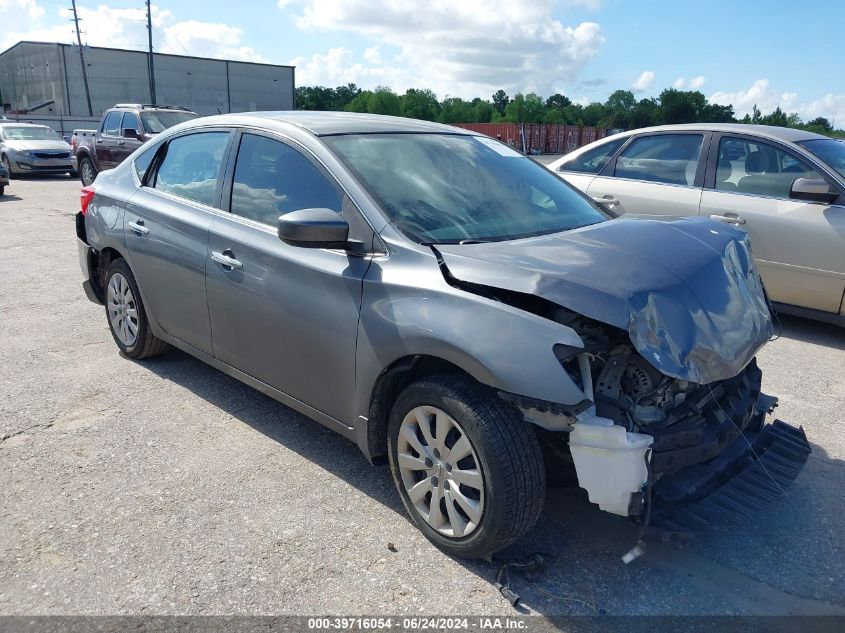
[0,176,843,617]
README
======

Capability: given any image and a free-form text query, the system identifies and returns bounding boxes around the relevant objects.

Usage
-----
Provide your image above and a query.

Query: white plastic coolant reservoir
[568,414,653,516]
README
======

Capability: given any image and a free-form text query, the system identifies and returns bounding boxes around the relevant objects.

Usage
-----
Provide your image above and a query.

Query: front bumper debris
[649,419,811,532]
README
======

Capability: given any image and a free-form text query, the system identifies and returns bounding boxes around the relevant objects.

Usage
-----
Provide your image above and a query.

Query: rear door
[124,128,234,355]
[113,112,144,165]
[700,133,845,313]
[206,131,373,422]
[96,111,123,170]
[586,131,708,218]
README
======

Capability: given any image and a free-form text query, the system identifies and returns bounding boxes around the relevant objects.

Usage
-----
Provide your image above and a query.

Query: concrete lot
[0,177,843,616]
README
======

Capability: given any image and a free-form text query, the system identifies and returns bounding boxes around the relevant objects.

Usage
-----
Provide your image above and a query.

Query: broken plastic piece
[569,413,653,516]
[622,541,646,564]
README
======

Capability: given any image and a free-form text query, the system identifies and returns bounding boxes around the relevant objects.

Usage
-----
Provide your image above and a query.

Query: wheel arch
[363,354,485,463]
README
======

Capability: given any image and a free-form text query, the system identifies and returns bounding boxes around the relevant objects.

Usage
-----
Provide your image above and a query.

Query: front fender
[354,250,588,427]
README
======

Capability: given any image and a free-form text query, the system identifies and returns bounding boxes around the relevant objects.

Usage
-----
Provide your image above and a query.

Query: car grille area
[34,151,71,159]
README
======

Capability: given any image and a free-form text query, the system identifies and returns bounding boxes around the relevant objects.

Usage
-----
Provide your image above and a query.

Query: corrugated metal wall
[454,122,611,154]
[0,42,294,118]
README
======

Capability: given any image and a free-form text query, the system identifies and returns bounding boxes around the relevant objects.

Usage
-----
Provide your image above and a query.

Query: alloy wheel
[80,159,96,186]
[396,405,485,538]
[107,272,139,347]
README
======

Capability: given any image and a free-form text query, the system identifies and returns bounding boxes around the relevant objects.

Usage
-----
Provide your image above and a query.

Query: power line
[70,0,93,116]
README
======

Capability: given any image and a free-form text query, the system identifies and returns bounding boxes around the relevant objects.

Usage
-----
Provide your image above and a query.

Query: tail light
[80,186,95,215]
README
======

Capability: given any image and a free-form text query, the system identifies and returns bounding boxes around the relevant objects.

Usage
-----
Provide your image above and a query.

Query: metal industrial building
[0,41,295,131]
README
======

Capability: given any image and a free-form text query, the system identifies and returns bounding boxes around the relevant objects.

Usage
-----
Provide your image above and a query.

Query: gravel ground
[0,177,843,617]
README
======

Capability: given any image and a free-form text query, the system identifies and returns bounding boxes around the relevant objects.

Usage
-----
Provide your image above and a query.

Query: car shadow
[135,348,845,615]
[0,193,23,202]
[776,313,845,349]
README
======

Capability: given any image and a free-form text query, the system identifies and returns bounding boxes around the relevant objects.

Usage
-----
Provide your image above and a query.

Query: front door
[586,132,707,219]
[96,111,122,170]
[113,112,144,166]
[700,134,845,313]
[124,129,233,355]
[206,132,372,423]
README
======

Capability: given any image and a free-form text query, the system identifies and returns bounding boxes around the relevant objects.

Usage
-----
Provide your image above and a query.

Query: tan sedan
[548,123,845,324]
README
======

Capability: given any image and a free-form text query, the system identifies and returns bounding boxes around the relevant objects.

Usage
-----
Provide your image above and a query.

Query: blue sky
[2,0,843,122]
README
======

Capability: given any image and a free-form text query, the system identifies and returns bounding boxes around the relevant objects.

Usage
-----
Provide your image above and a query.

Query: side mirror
[789,178,838,204]
[278,208,349,249]
[122,128,140,140]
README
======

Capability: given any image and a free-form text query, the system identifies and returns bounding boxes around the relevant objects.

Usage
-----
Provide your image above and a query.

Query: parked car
[547,124,845,325]
[75,112,809,558]
[0,158,9,195]
[74,103,197,186]
[0,122,75,177]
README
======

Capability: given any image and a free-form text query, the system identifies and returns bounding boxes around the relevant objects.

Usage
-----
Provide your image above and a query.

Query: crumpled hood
[4,139,71,152]
[437,217,773,384]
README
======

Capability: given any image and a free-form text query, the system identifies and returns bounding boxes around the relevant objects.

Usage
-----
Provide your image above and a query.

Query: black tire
[0,185,4,196]
[104,258,168,359]
[79,155,97,186]
[387,374,545,559]
[68,171,78,178]
[1,156,14,180]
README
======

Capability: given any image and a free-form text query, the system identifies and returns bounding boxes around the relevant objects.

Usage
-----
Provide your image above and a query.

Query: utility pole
[146,0,157,104]
[70,0,93,116]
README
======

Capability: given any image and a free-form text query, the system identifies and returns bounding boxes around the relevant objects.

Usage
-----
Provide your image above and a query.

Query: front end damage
[436,217,811,534]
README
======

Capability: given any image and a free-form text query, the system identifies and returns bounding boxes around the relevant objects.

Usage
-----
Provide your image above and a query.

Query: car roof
[0,122,51,128]
[189,111,473,136]
[612,123,829,143]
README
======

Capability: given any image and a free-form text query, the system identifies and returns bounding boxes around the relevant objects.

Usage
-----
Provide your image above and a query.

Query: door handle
[211,250,243,270]
[118,141,125,146]
[96,138,103,143]
[592,195,620,207]
[709,214,746,226]
[128,220,149,235]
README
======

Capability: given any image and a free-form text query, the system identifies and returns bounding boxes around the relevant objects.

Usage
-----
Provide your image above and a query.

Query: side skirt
[157,332,359,444]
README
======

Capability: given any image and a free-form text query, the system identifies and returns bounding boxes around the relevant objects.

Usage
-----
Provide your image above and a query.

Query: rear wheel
[0,185,4,196]
[104,259,168,359]
[387,375,545,559]
[79,156,97,186]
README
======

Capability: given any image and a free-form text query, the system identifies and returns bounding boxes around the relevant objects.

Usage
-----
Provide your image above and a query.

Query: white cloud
[0,2,266,62]
[709,79,845,125]
[688,75,706,90]
[291,46,402,88]
[673,76,706,91]
[284,0,605,97]
[631,70,654,93]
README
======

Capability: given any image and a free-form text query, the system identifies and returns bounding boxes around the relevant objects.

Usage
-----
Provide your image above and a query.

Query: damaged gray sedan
[75,112,810,559]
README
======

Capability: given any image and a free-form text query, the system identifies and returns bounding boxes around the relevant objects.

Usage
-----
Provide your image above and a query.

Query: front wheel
[104,259,168,359]
[387,375,545,559]
[1,156,14,179]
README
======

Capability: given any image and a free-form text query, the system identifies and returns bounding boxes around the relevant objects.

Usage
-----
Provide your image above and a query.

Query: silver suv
[75,112,809,558]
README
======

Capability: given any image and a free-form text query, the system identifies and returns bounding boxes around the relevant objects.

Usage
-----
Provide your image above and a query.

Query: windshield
[797,138,845,180]
[2,126,62,141]
[140,111,197,134]
[324,133,606,243]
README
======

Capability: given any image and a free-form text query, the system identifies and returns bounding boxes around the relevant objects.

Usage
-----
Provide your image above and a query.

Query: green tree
[699,102,736,123]
[367,87,402,116]
[545,93,572,110]
[471,100,495,123]
[604,89,636,128]
[659,89,707,124]
[760,106,788,127]
[630,97,660,128]
[345,91,373,113]
[807,116,833,133]
[332,83,361,110]
[492,90,510,115]
[438,97,474,123]
[401,88,440,121]
[582,102,609,126]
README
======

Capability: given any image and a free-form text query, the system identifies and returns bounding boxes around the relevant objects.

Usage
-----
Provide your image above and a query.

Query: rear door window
[614,134,704,185]
[103,111,121,136]
[559,137,626,174]
[229,133,342,226]
[152,132,230,206]
[715,136,825,198]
